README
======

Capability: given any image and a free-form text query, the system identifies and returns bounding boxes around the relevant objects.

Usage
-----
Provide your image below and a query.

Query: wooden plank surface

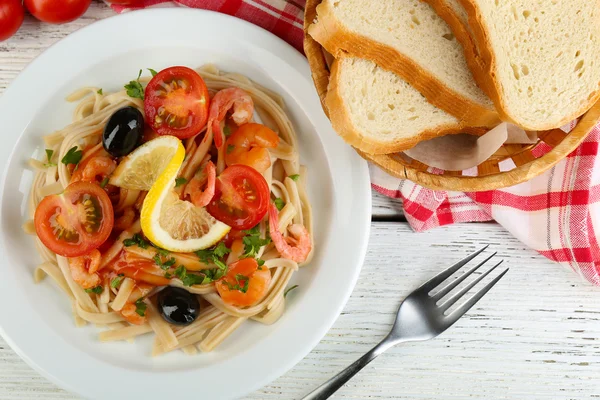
[0,222,598,399]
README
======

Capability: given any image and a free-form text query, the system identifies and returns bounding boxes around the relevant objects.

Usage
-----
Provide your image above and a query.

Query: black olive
[157,287,200,326]
[102,106,144,157]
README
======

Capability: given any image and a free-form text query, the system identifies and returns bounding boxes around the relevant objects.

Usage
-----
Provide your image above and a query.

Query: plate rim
[0,8,371,399]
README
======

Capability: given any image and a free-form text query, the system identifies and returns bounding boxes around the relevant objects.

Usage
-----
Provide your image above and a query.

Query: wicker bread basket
[303,0,600,192]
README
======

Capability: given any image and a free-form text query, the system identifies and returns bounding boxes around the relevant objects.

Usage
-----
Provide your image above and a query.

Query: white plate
[0,9,371,400]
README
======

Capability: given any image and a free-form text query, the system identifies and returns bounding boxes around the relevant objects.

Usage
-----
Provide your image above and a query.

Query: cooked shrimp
[207,88,254,148]
[71,156,116,184]
[268,203,311,263]
[120,302,146,325]
[114,207,136,231]
[215,258,271,307]
[184,161,216,208]
[68,249,102,288]
[225,123,280,173]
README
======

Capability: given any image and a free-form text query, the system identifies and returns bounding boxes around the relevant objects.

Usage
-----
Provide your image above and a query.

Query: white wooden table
[2,4,599,399]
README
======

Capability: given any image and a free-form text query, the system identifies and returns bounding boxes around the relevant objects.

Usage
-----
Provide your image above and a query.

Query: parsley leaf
[242,226,271,259]
[97,88,103,95]
[110,274,124,288]
[223,125,231,137]
[148,68,158,77]
[257,259,265,267]
[288,174,300,182]
[284,285,299,297]
[153,253,176,270]
[156,248,170,256]
[173,265,206,287]
[61,146,83,166]
[274,198,285,211]
[224,274,250,293]
[44,149,56,167]
[195,242,231,264]
[227,144,235,154]
[123,233,148,249]
[100,176,109,188]
[124,69,144,100]
[135,298,147,317]
[213,242,231,258]
[175,177,187,187]
[85,286,103,294]
[174,265,186,279]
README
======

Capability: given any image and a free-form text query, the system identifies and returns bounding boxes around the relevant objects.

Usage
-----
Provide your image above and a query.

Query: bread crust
[308,0,500,128]
[458,0,600,130]
[326,58,487,154]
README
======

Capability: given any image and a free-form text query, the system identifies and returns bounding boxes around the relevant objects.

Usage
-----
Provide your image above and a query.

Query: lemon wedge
[110,136,182,190]
[140,139,230,252]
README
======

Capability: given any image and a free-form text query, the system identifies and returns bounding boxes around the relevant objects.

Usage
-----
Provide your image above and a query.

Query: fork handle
[302,337,396,400]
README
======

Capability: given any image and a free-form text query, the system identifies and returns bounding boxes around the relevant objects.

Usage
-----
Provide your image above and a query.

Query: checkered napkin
[112,0,600,286]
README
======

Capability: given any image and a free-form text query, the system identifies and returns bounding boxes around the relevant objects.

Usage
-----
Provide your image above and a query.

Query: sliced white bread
[326,57,485,154]
[308,0,499,128]
[459,0,600,130]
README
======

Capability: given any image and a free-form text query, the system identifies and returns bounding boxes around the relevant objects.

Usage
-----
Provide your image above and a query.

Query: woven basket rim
[303,0,600,192]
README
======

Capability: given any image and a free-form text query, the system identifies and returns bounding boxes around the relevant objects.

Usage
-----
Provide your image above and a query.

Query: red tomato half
[0,0,24,42]
[144,66,210,139]
[34,181,114,257]
[25,0,91,24]
[207,165,270,230]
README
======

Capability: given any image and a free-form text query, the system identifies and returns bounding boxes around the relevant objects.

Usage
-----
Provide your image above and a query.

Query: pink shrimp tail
[268,203,312,263]
[188,161,216,208]
[207,88,254,148]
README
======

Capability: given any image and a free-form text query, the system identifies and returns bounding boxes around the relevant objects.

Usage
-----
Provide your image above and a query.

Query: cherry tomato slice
[206,165,270,230]
[144,66,209,139]
[215,258,271,307]
[34,181,114,257]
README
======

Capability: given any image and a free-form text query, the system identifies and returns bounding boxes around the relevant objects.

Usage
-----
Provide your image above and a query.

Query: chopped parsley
[224,274,250,293]
[195,242,231,264]
[223,125,232,137]
[97,88,103,95]
[156,248,170,256]
[99,176,109,188]
[242,225,271,259]
[173,265,209,286]
[110,274,124,288]
[227,144,235,154]
[85,286,103,294]
[124,69,145,100]
[134,298,147,317]
[61,146,83,166]
[274,198,285,211]
[284,285,299,297]
[153,253,176,270]
[123,233,149,249]
[44,149,56,167]
[288,174,300,182]
[175,177,187,187]
[148,68,158,77]
[257,259,265,267]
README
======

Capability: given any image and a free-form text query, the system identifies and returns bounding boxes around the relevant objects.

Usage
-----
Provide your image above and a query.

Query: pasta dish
[24,65,313,355]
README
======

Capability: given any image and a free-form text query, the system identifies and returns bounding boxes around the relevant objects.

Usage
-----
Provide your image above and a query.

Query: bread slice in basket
[327,56,485,154]
[308,0,499,128]
[458,0,600,130]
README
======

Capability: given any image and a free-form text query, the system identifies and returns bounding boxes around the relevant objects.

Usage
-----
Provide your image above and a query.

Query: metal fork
[302,246,508,400]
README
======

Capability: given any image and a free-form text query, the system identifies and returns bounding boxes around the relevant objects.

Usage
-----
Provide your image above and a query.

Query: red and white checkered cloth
[111,0,600,286]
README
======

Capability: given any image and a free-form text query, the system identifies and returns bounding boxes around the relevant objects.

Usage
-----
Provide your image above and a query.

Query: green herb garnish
[288,174,300,182]
[123,233,148,249]
[153,253,176,270]
[223,125,232,137]
[242,225,271,259]
[148,68,158,77]
[227,144,235,154]
[134,298,147,317]
[173,265,207,287]
[110,274,124,288]
[124,69,144,100]
[44,149,56,167]
[274,198,285,211]
[100,176,109,188]
[195,242,231,264]
[224,274,250,293]
[61,146,83,166]
[85,286,103,294]
[156,248,170,256]
[284,285,299,297]
[97,88,103,95]
[175,177,187,187]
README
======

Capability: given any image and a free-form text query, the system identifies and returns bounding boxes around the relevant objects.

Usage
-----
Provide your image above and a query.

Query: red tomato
[207,165,270,230]
[0,0,24,42]
[24,0,91,24]
[215,258,271,307]
[106,0,142,4]
[34,181,114,257]
[144,66,210,139]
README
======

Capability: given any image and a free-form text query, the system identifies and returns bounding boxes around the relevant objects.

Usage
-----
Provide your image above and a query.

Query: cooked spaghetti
[25,65,313,355]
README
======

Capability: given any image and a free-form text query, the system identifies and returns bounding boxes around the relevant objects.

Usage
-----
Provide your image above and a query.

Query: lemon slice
[110,136,183,190]
[140,141,230,252]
